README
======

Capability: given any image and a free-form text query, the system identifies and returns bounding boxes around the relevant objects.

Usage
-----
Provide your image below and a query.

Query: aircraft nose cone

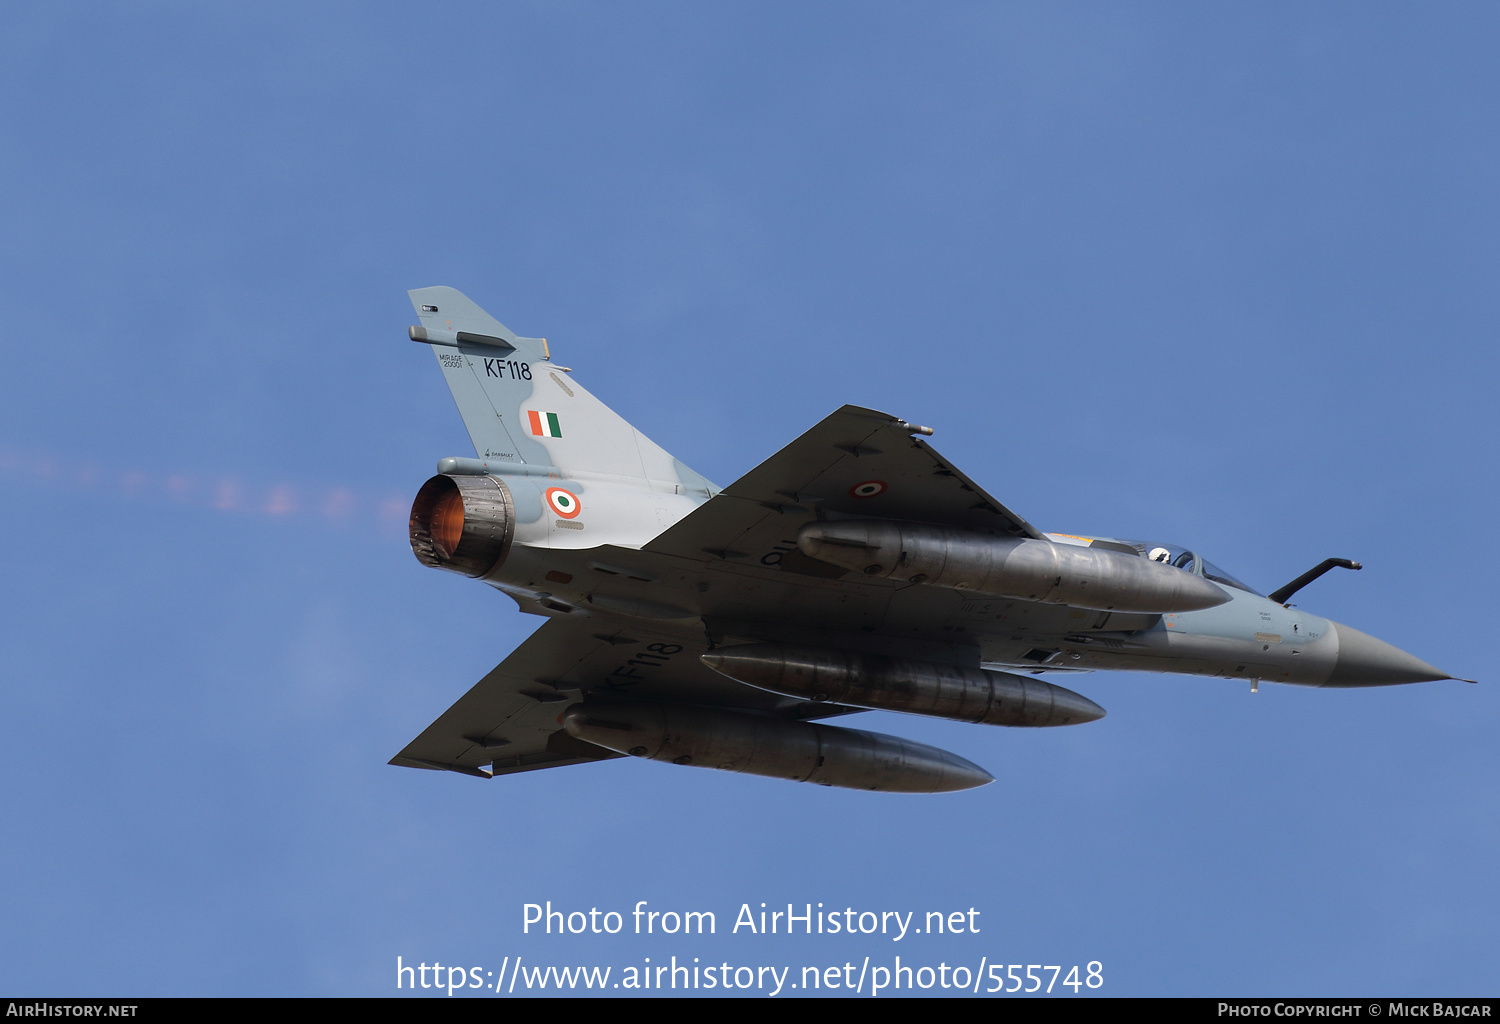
[1325,622,1450,687]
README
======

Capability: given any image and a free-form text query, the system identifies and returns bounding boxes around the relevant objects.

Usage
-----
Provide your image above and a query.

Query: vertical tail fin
[408,287,714,496]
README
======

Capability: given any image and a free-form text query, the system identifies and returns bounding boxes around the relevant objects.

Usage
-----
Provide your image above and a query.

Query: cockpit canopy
[1127,540,1261,596]
[1047,534,1261,597]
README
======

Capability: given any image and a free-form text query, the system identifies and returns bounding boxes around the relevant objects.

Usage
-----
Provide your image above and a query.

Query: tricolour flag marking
[528,411,563,438]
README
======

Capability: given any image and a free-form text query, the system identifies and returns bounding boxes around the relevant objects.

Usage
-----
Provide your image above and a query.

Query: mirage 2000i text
[392,287,1469,793]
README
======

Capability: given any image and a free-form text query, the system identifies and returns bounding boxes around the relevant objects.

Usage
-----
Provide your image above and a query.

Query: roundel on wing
[849,480,888,499]
[546,487,582,519]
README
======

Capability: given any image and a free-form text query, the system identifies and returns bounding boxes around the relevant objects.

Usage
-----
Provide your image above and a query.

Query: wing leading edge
[395,404,1049,782]
[391,615,838,779]
[644,403,1042,563]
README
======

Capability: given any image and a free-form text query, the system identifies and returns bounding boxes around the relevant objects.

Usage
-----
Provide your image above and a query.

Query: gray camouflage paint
[393,288,1463,790]
[410,286,717,549]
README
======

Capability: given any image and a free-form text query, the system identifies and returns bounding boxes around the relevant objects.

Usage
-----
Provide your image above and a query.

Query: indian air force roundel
[546,487,581,519]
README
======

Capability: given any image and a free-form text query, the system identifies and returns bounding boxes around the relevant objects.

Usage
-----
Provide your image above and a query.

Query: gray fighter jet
[393,287,1468,793]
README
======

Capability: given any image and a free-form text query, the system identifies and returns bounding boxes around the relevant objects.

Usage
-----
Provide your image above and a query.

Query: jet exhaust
[700,643,1105,727]
[409,473,516,578]
[798,520,1229,613]
[561,702,993,792]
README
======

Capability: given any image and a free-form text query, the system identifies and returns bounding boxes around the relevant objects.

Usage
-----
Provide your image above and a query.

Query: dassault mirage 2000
[393,287,1469,793]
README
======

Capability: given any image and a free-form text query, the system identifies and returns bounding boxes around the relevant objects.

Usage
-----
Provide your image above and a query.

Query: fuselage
[419,467,1449,692]
[1039,534,1447,688]
[398,288,1459,793]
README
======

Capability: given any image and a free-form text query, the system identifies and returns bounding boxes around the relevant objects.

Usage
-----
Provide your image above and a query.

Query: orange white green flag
[528,411,562,438]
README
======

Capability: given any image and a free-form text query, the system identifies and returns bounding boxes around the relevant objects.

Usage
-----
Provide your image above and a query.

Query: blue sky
[2,3,1496,997]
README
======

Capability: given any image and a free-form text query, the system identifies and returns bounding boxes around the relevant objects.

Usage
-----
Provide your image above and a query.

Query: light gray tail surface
[409,287,713,495]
